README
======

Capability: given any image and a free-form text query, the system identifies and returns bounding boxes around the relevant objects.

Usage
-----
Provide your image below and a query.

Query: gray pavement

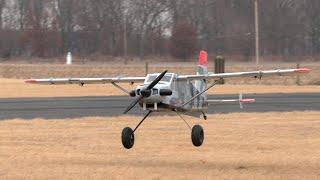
[0,93,319,120]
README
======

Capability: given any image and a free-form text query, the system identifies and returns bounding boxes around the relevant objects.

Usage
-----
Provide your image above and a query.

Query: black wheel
[191,125,204,147]
[121,127,134,149]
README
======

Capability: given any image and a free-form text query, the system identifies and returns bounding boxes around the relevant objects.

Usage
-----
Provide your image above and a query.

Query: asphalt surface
[0,93,319,120]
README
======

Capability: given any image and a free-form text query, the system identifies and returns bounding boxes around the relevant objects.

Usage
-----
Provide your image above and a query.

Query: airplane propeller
[123,70,168,114]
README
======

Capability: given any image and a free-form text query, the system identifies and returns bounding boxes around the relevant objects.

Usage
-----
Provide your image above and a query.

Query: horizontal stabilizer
[207,94,255,109]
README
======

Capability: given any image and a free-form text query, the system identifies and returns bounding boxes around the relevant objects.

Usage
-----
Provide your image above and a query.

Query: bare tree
[170,21,197,59]
[128,0,170,59]
[0,0,319,60]
[0,0,5,30]
[16,0,30,30]
[53,0,79,53]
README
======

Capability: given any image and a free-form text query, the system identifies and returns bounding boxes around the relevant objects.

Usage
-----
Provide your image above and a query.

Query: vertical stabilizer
[194,51,208,107]
[195,50,208,92]
[197,50,208,75]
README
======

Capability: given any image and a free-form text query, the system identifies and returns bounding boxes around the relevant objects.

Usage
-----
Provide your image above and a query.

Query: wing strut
[111,82,130,95]
[181,80,217,107]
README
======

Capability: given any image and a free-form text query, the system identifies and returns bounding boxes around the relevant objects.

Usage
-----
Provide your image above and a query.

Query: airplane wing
[25,77,145,85]
[25,68,311,84]
[177,68,311,81]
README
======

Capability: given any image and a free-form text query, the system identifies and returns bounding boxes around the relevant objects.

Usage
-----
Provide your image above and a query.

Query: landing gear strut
[122,110,205,149]
[176,111,205,147]
[121,110,152,149]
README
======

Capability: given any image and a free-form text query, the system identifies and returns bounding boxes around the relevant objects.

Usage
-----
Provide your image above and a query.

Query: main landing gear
[121,110,152,149]
[191,125,204,146]
[176,112,205,147]
[121,110,206,149]
[121,127,135,149]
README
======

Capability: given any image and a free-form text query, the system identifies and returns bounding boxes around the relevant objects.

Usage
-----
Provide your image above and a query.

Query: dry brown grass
[1,111,320,179]
[1,78,319,98]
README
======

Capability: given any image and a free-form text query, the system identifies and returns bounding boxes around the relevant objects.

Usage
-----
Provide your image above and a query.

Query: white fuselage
[135,73,208,113]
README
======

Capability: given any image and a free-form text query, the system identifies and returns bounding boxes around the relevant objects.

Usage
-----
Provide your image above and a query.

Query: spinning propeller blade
[123,70,167,114]
[146,70,168,89]
[124,96,144,114]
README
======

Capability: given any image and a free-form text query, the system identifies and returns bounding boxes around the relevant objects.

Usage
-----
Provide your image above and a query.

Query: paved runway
[0,93,319,120]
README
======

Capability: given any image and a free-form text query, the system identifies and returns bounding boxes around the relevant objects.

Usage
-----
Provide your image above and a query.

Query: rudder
[195,50,208,92]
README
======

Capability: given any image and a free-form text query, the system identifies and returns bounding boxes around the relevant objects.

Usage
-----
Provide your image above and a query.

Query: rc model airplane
[26,51,311,149]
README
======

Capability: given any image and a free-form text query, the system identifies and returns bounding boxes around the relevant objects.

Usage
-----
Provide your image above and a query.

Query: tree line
[0,0,319,60]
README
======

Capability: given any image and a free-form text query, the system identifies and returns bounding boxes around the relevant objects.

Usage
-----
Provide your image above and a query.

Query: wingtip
[295,68,312,73]
[25,79,36,84]
[240,99,256,103]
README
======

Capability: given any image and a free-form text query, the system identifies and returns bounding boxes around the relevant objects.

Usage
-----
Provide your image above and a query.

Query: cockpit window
[146,74,172,83]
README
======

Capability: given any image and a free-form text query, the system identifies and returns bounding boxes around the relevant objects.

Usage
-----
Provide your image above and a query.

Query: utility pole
[123,1,128,58]
[254,0,260,65]
[123,14,128,57]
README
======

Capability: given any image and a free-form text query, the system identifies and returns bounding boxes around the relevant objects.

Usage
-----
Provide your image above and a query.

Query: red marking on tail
[198,50,208,66]
[294,68,312,73]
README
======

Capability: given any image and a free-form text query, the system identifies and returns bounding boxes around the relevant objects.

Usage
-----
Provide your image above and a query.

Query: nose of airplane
[140,89,151,97]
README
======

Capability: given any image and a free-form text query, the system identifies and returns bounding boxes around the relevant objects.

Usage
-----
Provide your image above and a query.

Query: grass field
[1,111,320,179]
[0,78,319,98]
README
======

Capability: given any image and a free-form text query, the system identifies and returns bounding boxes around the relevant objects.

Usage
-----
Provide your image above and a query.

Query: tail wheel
[121,127,135,149]
[191,125,204,147]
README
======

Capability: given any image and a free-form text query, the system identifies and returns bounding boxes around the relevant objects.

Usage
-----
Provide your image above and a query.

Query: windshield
[146,74,172,83]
